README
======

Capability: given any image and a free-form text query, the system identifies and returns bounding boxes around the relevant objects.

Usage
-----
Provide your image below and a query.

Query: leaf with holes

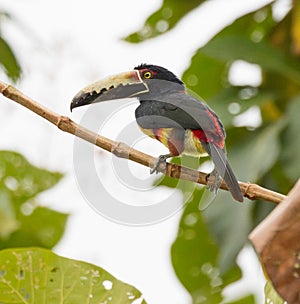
[0,247,146,304]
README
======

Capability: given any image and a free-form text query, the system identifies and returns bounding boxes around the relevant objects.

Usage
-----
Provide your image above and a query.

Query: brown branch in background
[0,81,286,204]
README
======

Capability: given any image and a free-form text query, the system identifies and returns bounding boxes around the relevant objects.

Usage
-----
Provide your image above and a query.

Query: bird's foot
[150,154,172,174]
[206,169,222,194]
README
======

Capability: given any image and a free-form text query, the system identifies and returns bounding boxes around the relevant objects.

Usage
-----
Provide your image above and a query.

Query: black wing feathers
[135,92,223,135]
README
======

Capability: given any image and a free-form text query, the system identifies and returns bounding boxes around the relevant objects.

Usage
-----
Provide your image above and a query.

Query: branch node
[111,142,130,158]
[243,182,252,198]
[166,163,179,177]
[0,84,10,95]
[57,116,73,130]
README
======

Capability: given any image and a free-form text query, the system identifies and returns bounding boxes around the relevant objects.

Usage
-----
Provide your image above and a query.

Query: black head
[134,64,184,86]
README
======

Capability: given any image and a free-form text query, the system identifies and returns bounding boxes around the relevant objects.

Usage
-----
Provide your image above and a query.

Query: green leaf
[280,96,300,181]
[182,4,300,106]
[227,120,286,183]
[207,87,275,128]
[203,192,253,274]
[200,35,300,85]
[0,194,19,239]
[171,188,245,303]
[264,162,293,196]
[0,247,146,304]
[182,4,274,99]
[264,281,285,304]
[0,151,63,207]
[124,0,205,43]
[183,53,227,100]
[213,4,275,38]
[0,207,68,250]
[171,188,223,303]
[0,151,67,249]
[0,36,21,82]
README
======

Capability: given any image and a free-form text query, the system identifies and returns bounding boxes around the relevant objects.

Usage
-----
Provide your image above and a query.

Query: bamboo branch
[0,81,286,204]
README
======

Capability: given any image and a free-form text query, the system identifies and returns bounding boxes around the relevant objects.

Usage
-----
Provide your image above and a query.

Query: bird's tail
[202,142,244,202]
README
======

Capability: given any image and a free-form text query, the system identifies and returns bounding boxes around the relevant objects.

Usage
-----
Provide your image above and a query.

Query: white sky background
[0,0,284,303]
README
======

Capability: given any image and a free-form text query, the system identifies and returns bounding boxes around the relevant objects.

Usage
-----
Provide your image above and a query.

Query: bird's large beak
[70,70,148,111]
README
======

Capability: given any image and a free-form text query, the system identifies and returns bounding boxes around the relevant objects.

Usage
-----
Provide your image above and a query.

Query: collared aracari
[70,64,244,202]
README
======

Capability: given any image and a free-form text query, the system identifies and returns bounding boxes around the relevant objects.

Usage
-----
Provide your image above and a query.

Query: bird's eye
[143,71,152,79]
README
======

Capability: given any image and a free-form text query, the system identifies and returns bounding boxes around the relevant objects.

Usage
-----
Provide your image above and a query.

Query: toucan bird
[70,64,244,202]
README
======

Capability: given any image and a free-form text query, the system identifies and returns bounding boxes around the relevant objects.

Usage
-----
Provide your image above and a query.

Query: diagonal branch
[0,81,286,204]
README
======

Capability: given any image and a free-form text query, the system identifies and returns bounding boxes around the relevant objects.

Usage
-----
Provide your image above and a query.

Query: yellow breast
[139,127,208,157]
[183,130,208,156]
[139,127,173,148]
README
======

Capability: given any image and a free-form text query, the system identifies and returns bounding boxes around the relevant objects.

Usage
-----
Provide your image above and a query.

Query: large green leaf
[0,151,67,249]
[171,188,224,303]
[124,0,205,43]
[0,247,146,304]
[0,36,21,82]
[171,188,248,303]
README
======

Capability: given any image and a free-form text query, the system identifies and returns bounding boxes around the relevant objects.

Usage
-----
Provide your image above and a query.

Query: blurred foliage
[127,0,300,303]
[0,151,67,249]
[171,187,254,304]
[0,151,147,301]
[0,247,146,304]
[0,11,21,81]
[124,0,205,43]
